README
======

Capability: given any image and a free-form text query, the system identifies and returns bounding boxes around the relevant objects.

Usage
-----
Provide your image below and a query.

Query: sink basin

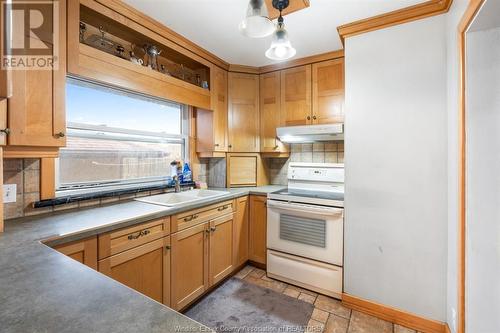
[135,189,229,207]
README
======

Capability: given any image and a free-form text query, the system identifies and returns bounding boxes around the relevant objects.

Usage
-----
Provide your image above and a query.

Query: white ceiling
[469,0,500,32]
[124,0,424,67]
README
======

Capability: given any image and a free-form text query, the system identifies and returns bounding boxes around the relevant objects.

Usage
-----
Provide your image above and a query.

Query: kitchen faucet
[173,175,181,193]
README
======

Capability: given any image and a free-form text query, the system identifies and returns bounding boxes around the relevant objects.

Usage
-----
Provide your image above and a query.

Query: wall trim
[229,50,345,75]
[3,147,59,159]
[457,1,486,333]
[342,293,446,333]
[337,0,453,44]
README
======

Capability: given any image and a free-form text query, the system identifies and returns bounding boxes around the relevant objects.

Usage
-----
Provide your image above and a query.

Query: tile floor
[234,265,423,333]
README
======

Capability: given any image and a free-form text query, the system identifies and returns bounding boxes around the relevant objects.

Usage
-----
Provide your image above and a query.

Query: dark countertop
[0,186,284,333]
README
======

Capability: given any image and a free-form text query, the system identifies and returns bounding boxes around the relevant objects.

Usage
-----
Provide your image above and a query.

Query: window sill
[33,181,196,209]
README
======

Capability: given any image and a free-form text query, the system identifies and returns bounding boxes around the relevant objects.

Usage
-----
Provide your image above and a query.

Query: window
[57,78,188,196]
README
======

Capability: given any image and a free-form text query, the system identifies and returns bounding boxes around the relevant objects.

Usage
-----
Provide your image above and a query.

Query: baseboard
[342,293,446,333]
[249,260,266,270]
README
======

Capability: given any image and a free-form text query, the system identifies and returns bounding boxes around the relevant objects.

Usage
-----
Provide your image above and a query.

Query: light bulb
[239,0,275,38]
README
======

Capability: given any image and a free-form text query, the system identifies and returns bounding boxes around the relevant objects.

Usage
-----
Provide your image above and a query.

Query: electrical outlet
[3,184,17,203]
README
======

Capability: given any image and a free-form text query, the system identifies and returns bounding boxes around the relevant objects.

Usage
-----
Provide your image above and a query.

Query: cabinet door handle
[214,143,220,147]
[210,226,217,232]
[127,229,150,240]
[205,228,211,234]
[55,132,65,138]
[217,206,227,211]
[228,144,232,149]
[273,145,279,150]
[312,115,317,120]
[165,245,171,250]
[306,116,311,121]
[0,128,10,135]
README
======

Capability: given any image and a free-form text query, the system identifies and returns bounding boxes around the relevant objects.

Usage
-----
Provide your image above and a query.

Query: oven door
[267,199,343,266]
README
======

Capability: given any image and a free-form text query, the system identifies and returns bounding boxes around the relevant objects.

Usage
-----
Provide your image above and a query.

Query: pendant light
[265,0,296,61]
[239,0,275,38]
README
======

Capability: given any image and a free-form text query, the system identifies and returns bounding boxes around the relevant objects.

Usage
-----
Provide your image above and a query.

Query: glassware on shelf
[79,22,86,43]
[143,44,162,71]
[85,26,117,55]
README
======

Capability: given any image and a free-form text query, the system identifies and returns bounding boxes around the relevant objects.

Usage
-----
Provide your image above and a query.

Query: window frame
[56,78,190,197]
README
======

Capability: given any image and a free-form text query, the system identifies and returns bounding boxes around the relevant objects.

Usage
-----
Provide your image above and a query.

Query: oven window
[279,214,326,248]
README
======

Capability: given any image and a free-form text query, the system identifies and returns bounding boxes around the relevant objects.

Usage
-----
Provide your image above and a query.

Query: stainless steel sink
[135,189,229,207]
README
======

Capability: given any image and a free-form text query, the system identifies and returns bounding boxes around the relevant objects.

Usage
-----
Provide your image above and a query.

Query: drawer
[98,217,170,259]
[267,249,343,299]
[172,200,234,232]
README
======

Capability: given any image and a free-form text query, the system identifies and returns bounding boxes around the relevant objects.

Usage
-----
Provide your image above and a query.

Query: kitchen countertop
[0,185,285,333]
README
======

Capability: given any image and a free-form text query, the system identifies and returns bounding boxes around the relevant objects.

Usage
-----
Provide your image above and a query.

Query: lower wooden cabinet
[171,212,235,311]
[234,196,249,267]
[98,237,171,306]
[171,222,210,311]
[209,214,234,285]
[249,195,268,265]
[53,236,98,270]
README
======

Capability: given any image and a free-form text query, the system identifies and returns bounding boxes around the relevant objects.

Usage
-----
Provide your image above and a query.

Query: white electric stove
[266,162,344,299]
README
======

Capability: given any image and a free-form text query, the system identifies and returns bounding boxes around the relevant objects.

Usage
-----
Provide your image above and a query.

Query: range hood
[276,124,344,143]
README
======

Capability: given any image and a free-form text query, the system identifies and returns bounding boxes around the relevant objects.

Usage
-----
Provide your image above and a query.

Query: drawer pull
[0,128,10,135]
[183,214,199,222]
[205,229,210,234]
[165,245,171,250]
[217,205,228,212]
[127,229,150,240]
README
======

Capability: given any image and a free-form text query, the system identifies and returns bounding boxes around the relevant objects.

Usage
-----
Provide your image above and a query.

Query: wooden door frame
[457,1,486,333]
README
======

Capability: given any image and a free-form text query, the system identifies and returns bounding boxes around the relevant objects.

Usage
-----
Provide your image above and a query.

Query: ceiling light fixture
[265,0,296,61]
[239,0,275,38]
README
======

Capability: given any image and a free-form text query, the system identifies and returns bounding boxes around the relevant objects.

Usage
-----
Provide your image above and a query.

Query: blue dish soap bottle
[183,162,192,183]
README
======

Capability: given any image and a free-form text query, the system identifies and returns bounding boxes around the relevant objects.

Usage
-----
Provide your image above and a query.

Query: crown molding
[337,0,453,44]
[265,0,310,20]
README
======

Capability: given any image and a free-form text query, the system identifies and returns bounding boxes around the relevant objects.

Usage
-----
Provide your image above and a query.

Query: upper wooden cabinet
[1,0,66,148]
[281,65,312,126]
[68,0,211,109]
[312,59,345,124]
[211,66,229,152]
[196,66,228,155]
[260,72,287,153]
[228,72,260,152]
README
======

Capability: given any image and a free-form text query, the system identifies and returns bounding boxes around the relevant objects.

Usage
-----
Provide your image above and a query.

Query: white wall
[344,16,448,321]
[444,1,468,331]
[466,26,500,333]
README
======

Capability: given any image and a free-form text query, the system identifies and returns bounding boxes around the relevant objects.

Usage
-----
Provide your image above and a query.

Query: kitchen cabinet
[281,65,312,126]
[53,236,98,270]
[249,195,268,265]
[260,72,288,153]
[211,66,229,152]
[209,214,234,285]
[196,66,229,155]
[171,222,209,311]
[2,0,66,148]
[228,72,260,152]
[312,59,345,124]
[99,237,171,305]
[233,196,249,267]
[226,153,269,188]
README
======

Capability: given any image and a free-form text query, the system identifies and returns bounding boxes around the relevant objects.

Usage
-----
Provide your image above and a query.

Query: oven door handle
[267,200,343,217]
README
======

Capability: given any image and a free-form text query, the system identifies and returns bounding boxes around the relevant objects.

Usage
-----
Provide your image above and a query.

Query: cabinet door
[228,72,260,152]
[171,223,209,310]
[281,65,312,126]
[312,59,345,124]
[260,72,287,153]
[6,0,66,147]
[211,66,228,152]
[54,236,98,270]
[98,237,170,305]
[249,195,267,265]
[234,196,249,267]
[209,214,234,285]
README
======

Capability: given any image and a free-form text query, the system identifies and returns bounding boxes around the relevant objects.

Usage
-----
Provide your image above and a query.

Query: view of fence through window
[58,78,186,193]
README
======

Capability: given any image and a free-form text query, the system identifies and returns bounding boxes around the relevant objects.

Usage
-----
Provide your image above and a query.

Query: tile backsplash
[267,142,344,185]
